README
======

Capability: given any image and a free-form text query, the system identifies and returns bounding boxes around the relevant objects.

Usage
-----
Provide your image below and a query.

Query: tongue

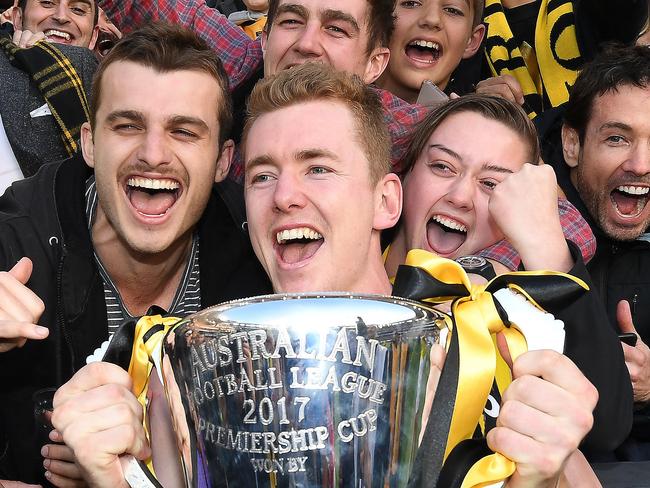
[612,191,645,216]
[279,240,322,265]
[406,46,436,63]
[427,222,465,255]
[129,189,176,216]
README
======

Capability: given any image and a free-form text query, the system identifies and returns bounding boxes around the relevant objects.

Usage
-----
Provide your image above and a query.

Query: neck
[384,228,408,280]
[91,209,193,316]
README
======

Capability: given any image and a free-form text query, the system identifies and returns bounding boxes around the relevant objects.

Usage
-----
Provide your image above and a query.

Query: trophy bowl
[161,293,446,487]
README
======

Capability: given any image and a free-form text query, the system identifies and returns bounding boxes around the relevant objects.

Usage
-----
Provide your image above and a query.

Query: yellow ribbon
[401,249,588,486]
[127,314,181,475]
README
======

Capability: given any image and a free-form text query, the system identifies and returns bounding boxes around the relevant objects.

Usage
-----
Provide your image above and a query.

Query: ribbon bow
[394,250,588,487]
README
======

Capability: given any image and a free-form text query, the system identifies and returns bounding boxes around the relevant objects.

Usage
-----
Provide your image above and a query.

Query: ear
[80,121,95,169]
[215,139,235,183]
[462,23,486,59]
[261,28,268,54]
[373,172,402,231]
[88,24,100,50]
[363,46,390,84]
[11,4,23,30]
[561,124,581,169]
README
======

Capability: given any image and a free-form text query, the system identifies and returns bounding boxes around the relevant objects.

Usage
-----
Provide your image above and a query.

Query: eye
[399,0,422,8]
[40,0,55,6]
[71,6,89,15]
[427,161,454,176]
[443,6,465,16]
[113,123,141,133]
[308,166,331,175]
[480,179,498,191]
[171,128,198,139]
[250,173,275,184]
[277,15,303,28]
[605,135,628,145]
[326,24,349,37]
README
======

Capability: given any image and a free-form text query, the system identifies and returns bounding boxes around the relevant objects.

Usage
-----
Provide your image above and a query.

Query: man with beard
[558,44,650,458]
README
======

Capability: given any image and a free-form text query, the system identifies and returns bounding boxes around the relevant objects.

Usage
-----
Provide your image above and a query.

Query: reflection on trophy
[161,293,446,487]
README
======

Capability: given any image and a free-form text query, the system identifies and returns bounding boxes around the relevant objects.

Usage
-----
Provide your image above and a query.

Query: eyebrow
[428,143,461,161]
[106,110,144,124]
[599,121,632,132]
[167,115,210,133]
[276,3,309,20]
[428,144,515,174]
[245,147,339,172]
[245,154,274,173]
[322,9,360,35]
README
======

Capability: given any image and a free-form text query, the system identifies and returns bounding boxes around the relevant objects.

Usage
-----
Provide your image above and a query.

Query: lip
[271,222,324,270]
[424,212,469,257]
[403,36,444,69]
[43,28,76,44]
[122,173,184,226]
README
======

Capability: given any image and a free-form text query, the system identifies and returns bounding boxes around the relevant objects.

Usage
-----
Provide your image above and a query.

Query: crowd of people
[0,0,649,486]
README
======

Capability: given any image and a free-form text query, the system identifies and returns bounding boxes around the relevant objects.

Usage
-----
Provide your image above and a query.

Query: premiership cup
[159,293,446,487]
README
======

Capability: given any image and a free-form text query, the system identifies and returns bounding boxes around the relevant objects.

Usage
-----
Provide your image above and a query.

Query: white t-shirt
[0,113,24,195]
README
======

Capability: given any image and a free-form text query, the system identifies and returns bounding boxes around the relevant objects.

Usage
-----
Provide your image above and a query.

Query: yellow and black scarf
[0,37,90,156]
[484,0,582,118]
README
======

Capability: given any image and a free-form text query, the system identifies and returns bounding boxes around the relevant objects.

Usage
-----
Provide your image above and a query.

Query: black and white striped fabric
[85,177,201,335]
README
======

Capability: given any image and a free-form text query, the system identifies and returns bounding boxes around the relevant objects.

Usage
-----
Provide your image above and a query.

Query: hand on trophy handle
[487,350,597,488]
[52,362,151,488]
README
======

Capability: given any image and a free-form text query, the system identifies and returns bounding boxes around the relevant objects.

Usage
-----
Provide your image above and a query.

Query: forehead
[26,0,96,11]
[97,61,222,122]
[588,84,650,129]
[428,111,529,168]
[245,100,368,167]
[276,0,369,26]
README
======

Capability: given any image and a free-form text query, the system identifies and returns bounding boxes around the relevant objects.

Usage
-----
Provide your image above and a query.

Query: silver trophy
[158,293,446,487]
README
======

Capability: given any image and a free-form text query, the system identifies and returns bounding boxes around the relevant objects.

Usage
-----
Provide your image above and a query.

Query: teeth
[411,39,440,50]
[127,177,179,190]
[432,215,467,233]
[276,227,323,244]
[617,185,649,196]
[45,29,71,40]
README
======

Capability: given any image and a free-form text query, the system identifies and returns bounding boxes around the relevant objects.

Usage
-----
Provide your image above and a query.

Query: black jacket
[0,155,271,482]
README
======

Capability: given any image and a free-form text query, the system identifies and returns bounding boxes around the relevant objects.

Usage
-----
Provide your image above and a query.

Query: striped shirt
[85,177,201,335]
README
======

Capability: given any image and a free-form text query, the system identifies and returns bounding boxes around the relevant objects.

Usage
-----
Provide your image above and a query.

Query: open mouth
[44,29,73,43]
[125,176,181,218]
[405,39,442,65]
[426,215,467,256]
[610,185,650,219]
[275,227,324,265]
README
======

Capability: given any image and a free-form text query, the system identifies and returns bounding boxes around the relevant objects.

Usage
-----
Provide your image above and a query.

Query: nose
[52,2,72,23]
[418,5,442,30]
[444,175,474,210]
[135,128,173,169]
[293,22,324,58]
[621,142,650,177]
[273,172,308,213]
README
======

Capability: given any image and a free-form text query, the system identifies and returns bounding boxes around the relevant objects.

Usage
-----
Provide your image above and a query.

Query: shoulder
[52,43,98,76]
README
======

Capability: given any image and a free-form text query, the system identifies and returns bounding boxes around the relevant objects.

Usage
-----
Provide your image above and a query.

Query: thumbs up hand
[0,257,48,353]
[617,300,650,404]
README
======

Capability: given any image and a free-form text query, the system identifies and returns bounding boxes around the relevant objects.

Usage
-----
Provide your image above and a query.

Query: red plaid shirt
[98,0,596,270]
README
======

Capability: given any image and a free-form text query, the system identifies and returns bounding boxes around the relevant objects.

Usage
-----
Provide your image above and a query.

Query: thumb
[617,300,637,334]
[496,332,514,371]
[8,257,33,285]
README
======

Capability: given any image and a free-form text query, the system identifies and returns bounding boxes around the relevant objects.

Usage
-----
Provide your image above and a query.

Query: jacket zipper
[55,246,76,383]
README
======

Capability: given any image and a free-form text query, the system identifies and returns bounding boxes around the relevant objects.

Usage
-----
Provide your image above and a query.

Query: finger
[27,32,45,48]
[0,336,28,353]
[53,362,133,407]
[476,82,518,103]
[617,300,638,334]
[512,350,598,409]
[0,272,45,323]
[496,331,513,370]
[42,443,76,463]
[44,470,85,488]
[12,30,23,45]
[8,257,33,285]
[0,321,48,341]
[43,458,83,480]
[499,74,525,104]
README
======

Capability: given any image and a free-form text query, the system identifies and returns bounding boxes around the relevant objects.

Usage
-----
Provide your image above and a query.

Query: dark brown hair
[400,94,540,176]
[564,44,650,141]
[243,63,390,184]
[90,22,233,147]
